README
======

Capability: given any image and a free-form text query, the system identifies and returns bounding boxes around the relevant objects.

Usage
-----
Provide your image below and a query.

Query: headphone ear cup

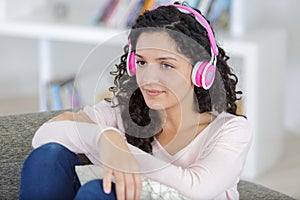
[192,61,206,87]
[126,51,136,76]
[192,61,216,89]
[201,62,216,89]
[126,43,136,76]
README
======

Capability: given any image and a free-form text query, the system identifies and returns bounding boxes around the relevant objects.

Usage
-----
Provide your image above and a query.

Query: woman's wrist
[99,130,140,173]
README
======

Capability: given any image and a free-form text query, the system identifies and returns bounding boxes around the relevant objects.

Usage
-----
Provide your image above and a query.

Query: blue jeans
[19,143,116,200]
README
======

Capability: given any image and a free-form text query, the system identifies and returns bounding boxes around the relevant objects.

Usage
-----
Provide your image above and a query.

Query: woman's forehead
[136,32,177,52]
[135,32,189,61]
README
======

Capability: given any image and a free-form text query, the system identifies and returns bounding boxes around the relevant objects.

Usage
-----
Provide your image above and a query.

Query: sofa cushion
[238,180,295,200]
[0,111,62,199]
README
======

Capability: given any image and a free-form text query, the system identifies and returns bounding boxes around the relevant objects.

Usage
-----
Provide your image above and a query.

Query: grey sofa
[0,111,296,199]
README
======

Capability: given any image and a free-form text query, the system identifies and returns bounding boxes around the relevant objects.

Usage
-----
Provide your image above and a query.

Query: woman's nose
[139,63,161,83]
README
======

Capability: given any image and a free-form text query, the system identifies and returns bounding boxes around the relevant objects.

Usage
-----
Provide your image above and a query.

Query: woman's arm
[32,101,142,199]
[32,116,120,164]
[127,116,252,200]
[32,100,123,164]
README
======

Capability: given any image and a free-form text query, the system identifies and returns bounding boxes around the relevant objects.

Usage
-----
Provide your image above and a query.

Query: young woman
[20,3,252,200]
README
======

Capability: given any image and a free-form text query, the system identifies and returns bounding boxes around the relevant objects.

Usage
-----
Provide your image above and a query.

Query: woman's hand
[103,166,142,200]
[48,110,95,123]
[100,130,142,200]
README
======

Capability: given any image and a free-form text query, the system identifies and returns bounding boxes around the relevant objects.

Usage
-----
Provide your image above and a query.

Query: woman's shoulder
[193,111,251,142]
[213,111,252,139]
[213,111,249,126]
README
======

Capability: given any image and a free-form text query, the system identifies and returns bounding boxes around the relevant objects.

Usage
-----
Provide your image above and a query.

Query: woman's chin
[146,102,166,111]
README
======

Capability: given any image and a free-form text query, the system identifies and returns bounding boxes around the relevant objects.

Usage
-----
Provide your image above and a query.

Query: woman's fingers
[103,166,142,200]
[114,171,142,200]
[114,171,125,200]
[124,173,135,200]
[133,174,142,200]
[103,167,113,194]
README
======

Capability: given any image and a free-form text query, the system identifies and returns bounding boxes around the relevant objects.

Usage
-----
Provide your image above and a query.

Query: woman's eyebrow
[156,57,177,61]
[135,53,177,61]
[135,53,144,58]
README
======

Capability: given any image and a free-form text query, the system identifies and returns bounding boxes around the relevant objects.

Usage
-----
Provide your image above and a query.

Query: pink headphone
[126,4,218,90]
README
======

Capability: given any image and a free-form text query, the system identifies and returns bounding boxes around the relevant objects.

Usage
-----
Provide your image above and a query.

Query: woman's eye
[136,60,146,67]
[162,63,174,69]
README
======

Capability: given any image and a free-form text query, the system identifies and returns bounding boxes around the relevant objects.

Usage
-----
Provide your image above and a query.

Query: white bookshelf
[0,0,288,178]
[0,0,127,110]
[0,20,126,44]
[0,21,127,110]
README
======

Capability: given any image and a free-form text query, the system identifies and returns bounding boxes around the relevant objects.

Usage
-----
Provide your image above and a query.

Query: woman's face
[135,32,194,111]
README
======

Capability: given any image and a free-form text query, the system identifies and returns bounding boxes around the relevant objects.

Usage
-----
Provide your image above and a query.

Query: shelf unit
[0,0,287,179]
[0,0,128,110]
[0,20,127,110]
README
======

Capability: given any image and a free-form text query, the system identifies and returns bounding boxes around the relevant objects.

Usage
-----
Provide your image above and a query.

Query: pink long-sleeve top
[32,100,252,200]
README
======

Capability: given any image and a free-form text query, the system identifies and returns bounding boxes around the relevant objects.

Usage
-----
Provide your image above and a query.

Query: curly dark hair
[108,3,242,154]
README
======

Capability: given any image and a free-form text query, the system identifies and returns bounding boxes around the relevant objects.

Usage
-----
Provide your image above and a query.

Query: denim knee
[74,180,116,200]
[20,143,82,200]
[29,142,74,161]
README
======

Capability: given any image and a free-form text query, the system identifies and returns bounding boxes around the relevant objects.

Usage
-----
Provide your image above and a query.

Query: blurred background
[0,0,299,198]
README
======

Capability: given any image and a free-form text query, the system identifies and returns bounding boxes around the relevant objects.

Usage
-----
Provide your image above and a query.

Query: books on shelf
[92,0,231,30]
[205,0,231,30]
[47,77,82,110]
[94,0,173,29]
[196,0,231,30]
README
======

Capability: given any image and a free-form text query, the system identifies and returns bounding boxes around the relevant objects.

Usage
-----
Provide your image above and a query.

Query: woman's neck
[160,92,199,135]
[155,93,214,154]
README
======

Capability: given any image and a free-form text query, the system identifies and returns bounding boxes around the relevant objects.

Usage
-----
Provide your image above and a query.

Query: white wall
[231,0,300,134]
[243,0,300,64]
[0,36,38,97]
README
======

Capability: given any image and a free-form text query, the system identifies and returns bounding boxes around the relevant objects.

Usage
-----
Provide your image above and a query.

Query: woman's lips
[144,89,164,97]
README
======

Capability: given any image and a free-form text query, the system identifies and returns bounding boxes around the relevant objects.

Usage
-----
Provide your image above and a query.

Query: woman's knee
[75,180,116,200]
[25,142,79,165]
[22,142,82,181]
[20,143,82,199]
[31,142,72,157]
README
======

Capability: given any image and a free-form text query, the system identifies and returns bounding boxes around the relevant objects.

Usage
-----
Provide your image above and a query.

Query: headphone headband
[165,4,218,56]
